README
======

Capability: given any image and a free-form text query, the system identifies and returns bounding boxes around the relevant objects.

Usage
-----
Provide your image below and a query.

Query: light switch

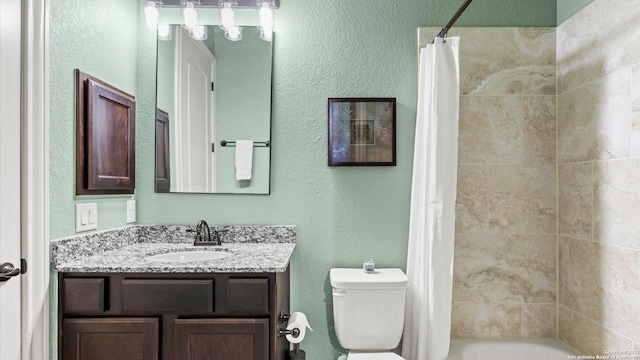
[126,200,136,223]
[76,203,98,232]
[81,209,89,225]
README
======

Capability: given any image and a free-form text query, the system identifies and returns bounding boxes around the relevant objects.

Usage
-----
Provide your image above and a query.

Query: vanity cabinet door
[173,318,268,360]
[62,318,159,360]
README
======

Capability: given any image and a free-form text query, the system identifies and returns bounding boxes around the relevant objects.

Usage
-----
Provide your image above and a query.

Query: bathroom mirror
[155,25,272,194]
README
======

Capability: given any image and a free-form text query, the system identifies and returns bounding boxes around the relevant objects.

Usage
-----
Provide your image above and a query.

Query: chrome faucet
[193,220,212,246]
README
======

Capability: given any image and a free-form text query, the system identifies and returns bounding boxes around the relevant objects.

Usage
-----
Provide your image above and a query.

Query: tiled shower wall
[419,27,558,339]
[557,0,640,352]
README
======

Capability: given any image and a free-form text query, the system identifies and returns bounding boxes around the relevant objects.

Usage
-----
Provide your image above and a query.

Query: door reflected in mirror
[155,25,272,194]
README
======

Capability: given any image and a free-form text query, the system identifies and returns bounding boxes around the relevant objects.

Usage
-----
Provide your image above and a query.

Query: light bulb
[257,2,274,41]
[191,25,207,40]
[258,3,273,29]
[260,26,273,41]
[144,1,159,28]
[225,26,242,41]
[220,2,235,30]
[157,24,172,40]
[182,1,198,29]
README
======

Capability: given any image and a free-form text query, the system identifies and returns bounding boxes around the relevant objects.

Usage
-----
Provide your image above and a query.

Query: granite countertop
[51,225,296,273]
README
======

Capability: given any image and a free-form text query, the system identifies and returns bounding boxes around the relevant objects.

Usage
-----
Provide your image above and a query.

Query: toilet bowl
[330,268,408,360]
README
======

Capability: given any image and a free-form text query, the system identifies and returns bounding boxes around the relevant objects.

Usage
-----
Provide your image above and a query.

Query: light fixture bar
[161,0,278,8]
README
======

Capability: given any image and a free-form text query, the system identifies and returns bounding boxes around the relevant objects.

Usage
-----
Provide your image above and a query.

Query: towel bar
[220,140,270,147]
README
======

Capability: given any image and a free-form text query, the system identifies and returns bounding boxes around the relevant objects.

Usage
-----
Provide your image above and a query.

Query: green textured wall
[557,0,595,24]
[49,0,555,358]
[49,0,139,357]
[136,1,555,358]
[49,0,138,240]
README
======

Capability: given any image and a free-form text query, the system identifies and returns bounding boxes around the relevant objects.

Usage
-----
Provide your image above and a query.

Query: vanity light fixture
[219,0,238,30]
[256,1,274,41]
[144,0,161,28]
[182,0,200,29]
[191,25,208,40]
[224,26,242,41]
[157,24,173,40]
[146,0,279,42]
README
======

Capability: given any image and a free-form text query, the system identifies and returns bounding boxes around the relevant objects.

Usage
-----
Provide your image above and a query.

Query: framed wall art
[328,98,396,166]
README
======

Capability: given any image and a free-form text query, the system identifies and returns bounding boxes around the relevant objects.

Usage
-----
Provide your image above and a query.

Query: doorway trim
[21,0,50,359]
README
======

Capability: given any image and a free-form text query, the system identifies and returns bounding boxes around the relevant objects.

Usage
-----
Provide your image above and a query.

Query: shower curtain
[402,37,460,360]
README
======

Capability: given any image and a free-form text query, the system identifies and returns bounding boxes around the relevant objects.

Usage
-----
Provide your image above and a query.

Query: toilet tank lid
[330,268,408,290]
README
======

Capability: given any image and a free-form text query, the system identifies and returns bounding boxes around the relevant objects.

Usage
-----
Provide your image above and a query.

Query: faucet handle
[210,229,226,245]
[186,228,202,242]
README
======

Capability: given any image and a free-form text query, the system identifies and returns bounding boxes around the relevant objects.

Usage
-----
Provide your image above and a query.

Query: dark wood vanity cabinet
[58,271,289,360]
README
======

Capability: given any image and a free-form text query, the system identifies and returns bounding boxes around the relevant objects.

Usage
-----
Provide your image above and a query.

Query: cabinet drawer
[122,279,214,313]
[226,278,269,315]
[63,278,105,313]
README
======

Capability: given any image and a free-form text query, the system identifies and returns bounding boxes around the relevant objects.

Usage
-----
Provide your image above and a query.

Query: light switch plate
[126,200,136,223]
[75,203,97,232]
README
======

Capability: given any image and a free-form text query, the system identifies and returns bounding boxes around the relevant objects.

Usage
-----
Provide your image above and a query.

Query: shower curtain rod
[435,0,474,39]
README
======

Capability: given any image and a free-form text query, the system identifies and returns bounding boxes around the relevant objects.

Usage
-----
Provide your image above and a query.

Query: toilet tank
[330,268,408,351]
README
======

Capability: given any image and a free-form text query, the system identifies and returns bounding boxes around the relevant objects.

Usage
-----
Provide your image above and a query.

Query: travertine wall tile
[420,26,559,341]
[418,27,556,97]
[451,303,522,338]
[459,96,555,165]
[593,159,640,250]
[558,163,593,240]
[557,0,640,352]
[562,237,640,342]
[558,237,563,305]
[456,166,488,234]
[454,234,556,304]
[559,306,633,355]
[557,0,640,93]
[561,237,601,320]
[523,303,557,338]
[454,28,556,96]
[632,64,640,156]
[487,165,556,234]
[557,68,632,163]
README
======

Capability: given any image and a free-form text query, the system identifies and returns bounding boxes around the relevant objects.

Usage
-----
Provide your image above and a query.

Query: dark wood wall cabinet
[58,271,290,360]
[155,109,171,193]
[76,70,136,195]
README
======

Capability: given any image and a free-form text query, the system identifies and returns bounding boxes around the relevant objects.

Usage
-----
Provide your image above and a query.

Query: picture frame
[328,98,396,166]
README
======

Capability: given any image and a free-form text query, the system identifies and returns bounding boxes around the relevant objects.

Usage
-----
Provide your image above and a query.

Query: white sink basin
[146,250,231,263]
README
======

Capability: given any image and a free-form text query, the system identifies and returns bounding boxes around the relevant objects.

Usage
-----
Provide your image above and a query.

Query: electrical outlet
[76,203,97,232]
[126,200,136,223]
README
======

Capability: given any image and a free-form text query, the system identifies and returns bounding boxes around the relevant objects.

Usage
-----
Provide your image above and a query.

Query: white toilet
[330,268,408,360]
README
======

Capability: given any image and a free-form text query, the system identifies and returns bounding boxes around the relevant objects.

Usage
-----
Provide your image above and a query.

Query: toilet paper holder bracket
[279,311,291,323]
[278,327,300,338]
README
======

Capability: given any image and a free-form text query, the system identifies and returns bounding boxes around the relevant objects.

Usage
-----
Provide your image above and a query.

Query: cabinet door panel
[75,70,136,195]
[174,318,268,360]
[63,318,158,360]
